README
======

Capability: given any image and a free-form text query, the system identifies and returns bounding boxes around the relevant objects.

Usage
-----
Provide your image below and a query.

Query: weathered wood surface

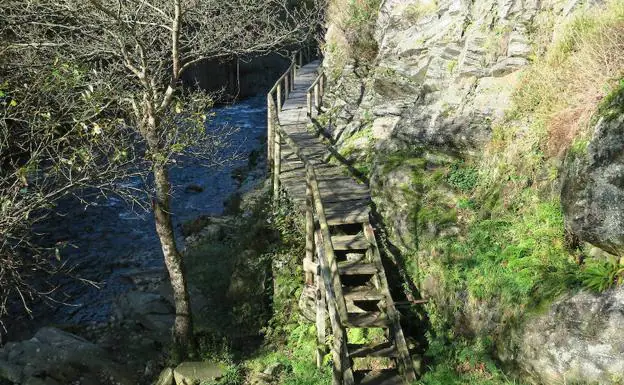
[274,61,371,226]
[270,59,417,385]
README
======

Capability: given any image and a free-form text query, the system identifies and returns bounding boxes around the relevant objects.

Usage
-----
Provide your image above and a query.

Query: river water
[6,96,268,340]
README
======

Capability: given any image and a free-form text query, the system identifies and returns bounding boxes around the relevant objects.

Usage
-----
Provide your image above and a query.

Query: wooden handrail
[267,48,354,385]
[267,54,297,168]
[276,125,349,322]
[268,60,296,95]
[306,70,325,116]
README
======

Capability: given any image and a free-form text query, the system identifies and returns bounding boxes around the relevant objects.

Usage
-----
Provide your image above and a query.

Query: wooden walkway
[276,62,370,225]
[267,56,416,385]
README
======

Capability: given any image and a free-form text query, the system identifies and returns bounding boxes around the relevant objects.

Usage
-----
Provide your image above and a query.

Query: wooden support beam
[267,95,274,165]
[303,258,318,275]
[273,129,281,203]
[314,83,320,113]
[305,180,315,285]
[315,278,327,368]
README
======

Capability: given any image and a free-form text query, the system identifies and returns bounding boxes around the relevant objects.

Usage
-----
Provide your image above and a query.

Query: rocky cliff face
[562,90,624,257]
[321,0,624,383]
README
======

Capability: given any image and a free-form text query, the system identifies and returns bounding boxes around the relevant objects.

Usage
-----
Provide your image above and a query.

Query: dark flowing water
[6,96,267,340]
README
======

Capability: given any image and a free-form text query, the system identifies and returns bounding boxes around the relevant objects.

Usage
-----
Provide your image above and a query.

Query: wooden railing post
[277,83,282,112]
[314,83,320,113]
[305,181,314,285]
[284,74,290,100]
[307,91,312,117]
[267,94,274,165]
[315,278,327,369]
[273,128,281,203]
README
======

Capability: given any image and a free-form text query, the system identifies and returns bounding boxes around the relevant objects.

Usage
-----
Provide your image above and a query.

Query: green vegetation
[338,126,374,177]
[185,193,331,385]
[511,0,624,156]
[446,162,478,192]
[404,1,438,24]
[364,4,624,381]
[597,77,624,122]
[582,257,624,292]
[417,338,519,385]
[335,0,381,63]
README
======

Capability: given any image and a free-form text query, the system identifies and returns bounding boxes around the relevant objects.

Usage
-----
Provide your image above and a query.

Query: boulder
[500,287,624,384]
[173,361,224,385]
[113,290,174,340]
[0,327,133,385]
[154,368,174,385]
[562,110,624,256]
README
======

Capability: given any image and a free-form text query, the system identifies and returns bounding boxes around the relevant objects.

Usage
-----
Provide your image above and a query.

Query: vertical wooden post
[314,83,320,113]
[315,279,327,369]
[276,83,282,112]
[272,129,281,203]
[284,75,290,100]
[307,91,312,117]
[320,73,325,96]
[305,178,314,285]
[267,94,274,166]
[290,66,295,91]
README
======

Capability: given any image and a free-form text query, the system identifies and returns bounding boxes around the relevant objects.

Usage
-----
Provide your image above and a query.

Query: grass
[243,198,332,385]
[390,3,624,380]
[416,336,522,385]
[510,0,624,157]
[581,257,624,292]
[329,0,381,64]
[404,1,438,24]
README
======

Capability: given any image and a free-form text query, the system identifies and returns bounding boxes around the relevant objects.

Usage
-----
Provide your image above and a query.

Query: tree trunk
[153,162,196,360]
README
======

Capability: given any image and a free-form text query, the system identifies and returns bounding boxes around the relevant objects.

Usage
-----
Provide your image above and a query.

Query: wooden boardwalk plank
[275,61,371,226]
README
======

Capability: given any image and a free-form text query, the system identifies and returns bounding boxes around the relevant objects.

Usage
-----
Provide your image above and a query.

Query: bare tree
[1,0,318,357]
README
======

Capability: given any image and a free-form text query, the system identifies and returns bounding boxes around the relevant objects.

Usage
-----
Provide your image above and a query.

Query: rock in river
[0,327,133,385]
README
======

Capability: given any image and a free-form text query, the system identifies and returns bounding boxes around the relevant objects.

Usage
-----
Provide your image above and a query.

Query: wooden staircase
[267,53,416,385]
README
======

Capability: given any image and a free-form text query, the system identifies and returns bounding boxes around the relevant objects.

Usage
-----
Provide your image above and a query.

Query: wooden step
[338,262,377,275]
[348,341,397,358]
[325,207,370,226]
[355,369,403,385]
[343,286,384,301]
[331,234,369,250]
[347,301,368,314]
[347,312,388,328]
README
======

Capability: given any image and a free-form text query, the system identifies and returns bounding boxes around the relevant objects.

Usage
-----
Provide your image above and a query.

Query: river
[5,96,268,341]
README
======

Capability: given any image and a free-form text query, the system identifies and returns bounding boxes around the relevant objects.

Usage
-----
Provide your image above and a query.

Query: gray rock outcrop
[501,286,624,384]
[0,327,133,385]
[562,108,624,256]
[322,0,623,383]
